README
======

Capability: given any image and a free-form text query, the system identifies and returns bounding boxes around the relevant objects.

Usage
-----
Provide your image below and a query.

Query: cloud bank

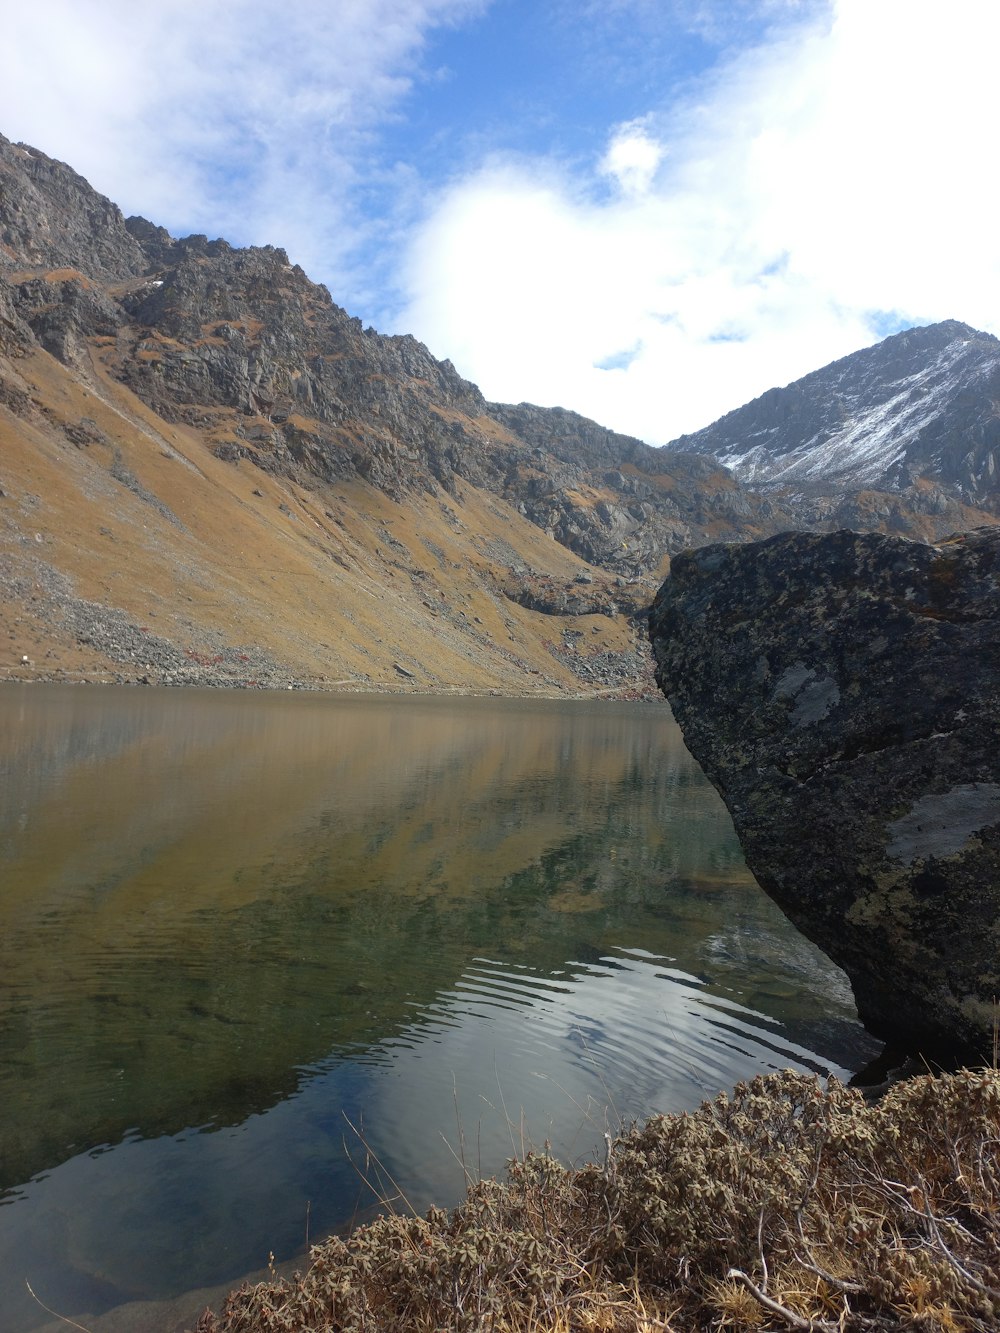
[399,0,1000,441]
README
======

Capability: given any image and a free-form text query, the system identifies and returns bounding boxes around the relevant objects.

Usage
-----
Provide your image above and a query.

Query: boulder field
[650,526,1000,1064]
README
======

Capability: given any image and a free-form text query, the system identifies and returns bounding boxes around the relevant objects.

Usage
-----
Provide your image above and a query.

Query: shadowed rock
[649,526,1000,1064]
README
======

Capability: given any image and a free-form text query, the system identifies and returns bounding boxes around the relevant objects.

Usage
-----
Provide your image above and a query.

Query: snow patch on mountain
[720,335,988,488]
[666,321,1000,501]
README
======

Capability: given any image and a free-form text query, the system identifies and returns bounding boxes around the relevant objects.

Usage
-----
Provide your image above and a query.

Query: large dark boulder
[649,526,1000,1064]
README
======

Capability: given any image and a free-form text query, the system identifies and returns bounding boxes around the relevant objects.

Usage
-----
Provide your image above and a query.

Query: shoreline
[139,1070,1000,1333]
[0,667,662,703]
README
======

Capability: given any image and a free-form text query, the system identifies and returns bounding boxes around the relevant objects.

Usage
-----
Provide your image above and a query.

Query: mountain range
[2,130,998,694]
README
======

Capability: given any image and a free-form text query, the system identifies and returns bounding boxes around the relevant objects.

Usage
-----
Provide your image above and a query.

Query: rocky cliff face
[665,321,1000,519]
[0,131,791,585]
[0,137,147,279]
[650,526,1000,1063]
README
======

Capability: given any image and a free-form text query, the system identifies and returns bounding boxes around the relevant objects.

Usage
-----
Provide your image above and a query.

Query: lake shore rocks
[649,525,1000,1064]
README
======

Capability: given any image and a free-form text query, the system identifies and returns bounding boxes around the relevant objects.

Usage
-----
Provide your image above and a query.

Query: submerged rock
[649,525,1000,1064]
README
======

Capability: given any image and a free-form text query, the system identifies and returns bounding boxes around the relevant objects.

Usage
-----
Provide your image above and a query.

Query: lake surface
[0,685,879,1332]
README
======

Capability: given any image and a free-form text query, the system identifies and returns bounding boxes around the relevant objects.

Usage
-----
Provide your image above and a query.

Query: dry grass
[0,344,642,695]
[193,1067,1000,1332]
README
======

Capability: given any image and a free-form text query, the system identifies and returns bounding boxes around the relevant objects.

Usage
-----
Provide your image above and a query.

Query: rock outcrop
[649,525,1000,1064]
[0,135,147,280]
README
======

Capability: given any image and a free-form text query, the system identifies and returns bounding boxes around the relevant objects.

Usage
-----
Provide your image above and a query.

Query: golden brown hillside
[0,336,653,695]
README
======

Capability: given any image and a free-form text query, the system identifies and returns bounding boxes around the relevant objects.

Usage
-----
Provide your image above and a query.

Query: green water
[0,685,878,1331]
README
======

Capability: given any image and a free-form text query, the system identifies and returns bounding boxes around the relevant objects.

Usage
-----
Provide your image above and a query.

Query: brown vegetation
[194,1068,1000,1332]
[0,343,648,695]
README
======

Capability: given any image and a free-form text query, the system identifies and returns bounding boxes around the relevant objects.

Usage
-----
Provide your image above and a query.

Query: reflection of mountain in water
[0,687,865,1195]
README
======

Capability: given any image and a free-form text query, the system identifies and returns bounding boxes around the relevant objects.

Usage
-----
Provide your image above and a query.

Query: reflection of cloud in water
[0,949,872,1332]
[357,948,864,1215]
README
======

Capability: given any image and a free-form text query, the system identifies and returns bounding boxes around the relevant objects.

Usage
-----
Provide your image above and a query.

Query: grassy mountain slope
[0,132,761,696]
[0,337,653,694]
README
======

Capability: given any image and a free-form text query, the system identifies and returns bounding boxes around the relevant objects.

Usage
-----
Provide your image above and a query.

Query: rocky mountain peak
[665,319,1000,508]
[124,214,235,270]
[0,133,147,281]
[2,131,801,576]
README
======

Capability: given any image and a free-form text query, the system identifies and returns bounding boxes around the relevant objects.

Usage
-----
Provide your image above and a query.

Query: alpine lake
[0,684,880,1332]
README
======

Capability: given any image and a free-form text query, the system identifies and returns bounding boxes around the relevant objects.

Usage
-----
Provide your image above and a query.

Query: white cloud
[600,120,664,197]
[0,0,484,310]
[398,0,1000,442]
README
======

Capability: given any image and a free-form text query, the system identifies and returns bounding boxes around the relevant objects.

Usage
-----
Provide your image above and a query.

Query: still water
[0,685,878,1331]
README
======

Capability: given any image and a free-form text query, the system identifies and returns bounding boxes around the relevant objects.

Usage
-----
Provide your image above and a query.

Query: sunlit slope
[0,341,646,694]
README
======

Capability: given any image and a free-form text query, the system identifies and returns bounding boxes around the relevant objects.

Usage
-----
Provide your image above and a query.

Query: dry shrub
[194,1068,1000,1332]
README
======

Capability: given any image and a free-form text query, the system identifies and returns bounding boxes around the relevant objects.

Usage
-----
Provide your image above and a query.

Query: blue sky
[2,1,998,443]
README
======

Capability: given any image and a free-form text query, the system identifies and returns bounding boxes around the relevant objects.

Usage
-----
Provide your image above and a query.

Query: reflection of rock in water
[569,942,616,969]
[651,526,1000,1065]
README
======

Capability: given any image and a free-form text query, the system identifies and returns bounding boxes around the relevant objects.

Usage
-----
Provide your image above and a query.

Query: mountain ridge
[2,130,998,693]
